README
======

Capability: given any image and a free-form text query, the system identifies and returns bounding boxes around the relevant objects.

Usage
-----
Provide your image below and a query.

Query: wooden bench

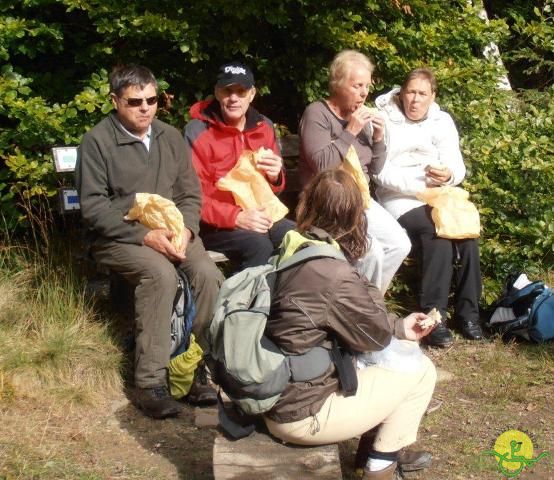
[193,394,343,479]
[213,432,342,479]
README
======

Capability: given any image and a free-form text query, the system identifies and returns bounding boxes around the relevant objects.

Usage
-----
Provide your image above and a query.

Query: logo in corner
[482,429,549,478]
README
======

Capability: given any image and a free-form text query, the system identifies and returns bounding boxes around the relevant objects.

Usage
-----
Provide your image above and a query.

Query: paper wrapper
[417,186,480,239]
[216,149,288,223]
[125,193,185,249]
[341,145,372,209]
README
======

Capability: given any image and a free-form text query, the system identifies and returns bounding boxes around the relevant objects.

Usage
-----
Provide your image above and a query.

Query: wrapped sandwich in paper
[216,148,289,223]
[417,186,480,239]
[125,193,185,250]
[341,145,371,209]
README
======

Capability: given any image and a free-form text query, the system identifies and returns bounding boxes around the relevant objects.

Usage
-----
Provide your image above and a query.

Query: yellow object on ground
[169,334,203,399]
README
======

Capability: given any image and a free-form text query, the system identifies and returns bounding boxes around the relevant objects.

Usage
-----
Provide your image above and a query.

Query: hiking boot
[134,385,183,419]
[460,319,484,340]
[423,322,454,348]
[397,449,432,472]
[185,362,217,406]
[361,462,402,480]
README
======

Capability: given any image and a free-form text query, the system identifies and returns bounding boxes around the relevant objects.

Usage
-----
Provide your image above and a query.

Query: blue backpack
[486,278,554,343]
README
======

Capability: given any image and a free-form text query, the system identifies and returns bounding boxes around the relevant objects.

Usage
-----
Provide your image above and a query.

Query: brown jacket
[265,230,406,423]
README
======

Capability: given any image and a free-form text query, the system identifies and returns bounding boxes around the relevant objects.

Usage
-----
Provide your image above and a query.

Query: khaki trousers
[264,355,436,452]
[92,237,223,388]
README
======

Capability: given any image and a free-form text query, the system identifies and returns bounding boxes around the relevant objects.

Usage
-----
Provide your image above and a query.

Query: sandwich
[418,308,442,329]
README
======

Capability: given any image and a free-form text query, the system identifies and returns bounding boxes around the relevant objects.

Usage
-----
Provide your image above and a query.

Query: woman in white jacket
[374,68,484,347]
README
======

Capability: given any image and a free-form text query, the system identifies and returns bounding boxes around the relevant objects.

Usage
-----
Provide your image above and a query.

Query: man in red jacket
[184,62,295,270]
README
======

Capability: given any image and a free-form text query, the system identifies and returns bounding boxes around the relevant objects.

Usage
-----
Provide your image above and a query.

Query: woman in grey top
[299,50,411,293]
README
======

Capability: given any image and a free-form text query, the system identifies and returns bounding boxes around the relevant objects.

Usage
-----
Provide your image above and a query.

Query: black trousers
[397,205,482,324]
[200,218,296,270]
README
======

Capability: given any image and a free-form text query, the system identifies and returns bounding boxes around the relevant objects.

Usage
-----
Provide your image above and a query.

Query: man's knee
[188,255,224,290]
[142,259,178,287]
[238,234,276,267]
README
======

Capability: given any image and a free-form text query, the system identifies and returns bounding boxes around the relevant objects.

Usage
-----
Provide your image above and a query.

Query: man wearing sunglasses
[76,64,223,419]
[184,61,295,270]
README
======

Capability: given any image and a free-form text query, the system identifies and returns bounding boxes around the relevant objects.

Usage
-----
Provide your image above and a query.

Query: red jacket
[184,99,286,229]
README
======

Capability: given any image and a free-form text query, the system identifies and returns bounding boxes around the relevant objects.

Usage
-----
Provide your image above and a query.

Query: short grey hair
[109,64,158,96]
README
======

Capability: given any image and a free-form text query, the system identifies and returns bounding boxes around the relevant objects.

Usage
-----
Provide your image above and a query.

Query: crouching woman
[263,169,437,479]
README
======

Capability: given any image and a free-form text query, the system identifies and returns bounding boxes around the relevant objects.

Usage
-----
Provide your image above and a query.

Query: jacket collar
[109,112,163,145]
[277,227,341,265]
[189,99,265,133]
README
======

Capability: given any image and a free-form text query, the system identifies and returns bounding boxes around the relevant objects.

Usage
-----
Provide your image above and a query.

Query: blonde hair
[329,50,374,95]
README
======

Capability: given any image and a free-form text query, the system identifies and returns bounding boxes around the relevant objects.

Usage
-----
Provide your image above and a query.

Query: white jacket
[373,88,466,219]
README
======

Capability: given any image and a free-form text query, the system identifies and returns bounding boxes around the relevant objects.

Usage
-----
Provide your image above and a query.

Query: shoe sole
[133,399,183,419]
[399,458,432,472]
[185,396,218,406]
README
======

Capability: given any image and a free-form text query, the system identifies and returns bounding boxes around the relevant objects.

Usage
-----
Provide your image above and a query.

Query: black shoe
[424,322,454,348]
[460,319,484,340]
[397,449,432,472]
[185,363,217,406]
[134,385,183,419]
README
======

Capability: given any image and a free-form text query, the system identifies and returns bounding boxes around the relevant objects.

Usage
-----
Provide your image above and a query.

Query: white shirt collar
[117,120,152,151]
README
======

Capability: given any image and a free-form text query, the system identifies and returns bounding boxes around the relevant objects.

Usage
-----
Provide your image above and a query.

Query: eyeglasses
[120,96,158,107]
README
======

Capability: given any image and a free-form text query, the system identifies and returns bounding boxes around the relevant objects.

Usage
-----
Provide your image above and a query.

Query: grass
[0,242,122,407]
[413,337,554,480]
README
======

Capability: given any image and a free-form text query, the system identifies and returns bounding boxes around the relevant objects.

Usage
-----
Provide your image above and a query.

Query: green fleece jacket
[76,113,201,245]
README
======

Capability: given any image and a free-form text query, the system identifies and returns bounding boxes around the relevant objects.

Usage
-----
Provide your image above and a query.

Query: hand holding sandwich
[254,147,283,184]
[425,163,452,185]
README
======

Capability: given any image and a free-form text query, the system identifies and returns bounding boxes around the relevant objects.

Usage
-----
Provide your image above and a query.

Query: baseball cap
[215,62,254,89]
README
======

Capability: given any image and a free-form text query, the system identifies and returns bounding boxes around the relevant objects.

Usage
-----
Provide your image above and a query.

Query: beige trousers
[264,355,436,452]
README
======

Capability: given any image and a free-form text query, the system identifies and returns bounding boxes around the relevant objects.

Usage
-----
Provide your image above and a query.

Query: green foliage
[508,1,554,88]
[456,88,554,302]
[0,0,552,295]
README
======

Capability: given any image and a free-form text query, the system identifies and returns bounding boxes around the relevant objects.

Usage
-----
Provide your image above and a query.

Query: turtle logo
[483,429,549,477]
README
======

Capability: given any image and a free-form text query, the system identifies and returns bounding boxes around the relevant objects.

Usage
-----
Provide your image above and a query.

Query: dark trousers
[397,205,482,325]
[200,218,296,270]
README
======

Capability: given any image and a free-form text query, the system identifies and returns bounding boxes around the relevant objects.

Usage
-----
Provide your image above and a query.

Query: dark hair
[296,169,369,262]
[109,64,158,96]
[400,68,437,94]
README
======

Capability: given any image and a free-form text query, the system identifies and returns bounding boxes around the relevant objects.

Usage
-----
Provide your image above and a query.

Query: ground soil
[1,339,553,479]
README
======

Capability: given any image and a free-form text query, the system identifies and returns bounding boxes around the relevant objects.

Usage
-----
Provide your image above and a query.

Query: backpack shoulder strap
[497,281,544,307]
[276,244,347,273]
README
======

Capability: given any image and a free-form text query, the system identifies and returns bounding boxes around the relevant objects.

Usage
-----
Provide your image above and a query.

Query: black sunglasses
[120,96,158,107]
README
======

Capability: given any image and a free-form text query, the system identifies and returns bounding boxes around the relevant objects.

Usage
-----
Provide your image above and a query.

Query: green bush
[0,0,552,295]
